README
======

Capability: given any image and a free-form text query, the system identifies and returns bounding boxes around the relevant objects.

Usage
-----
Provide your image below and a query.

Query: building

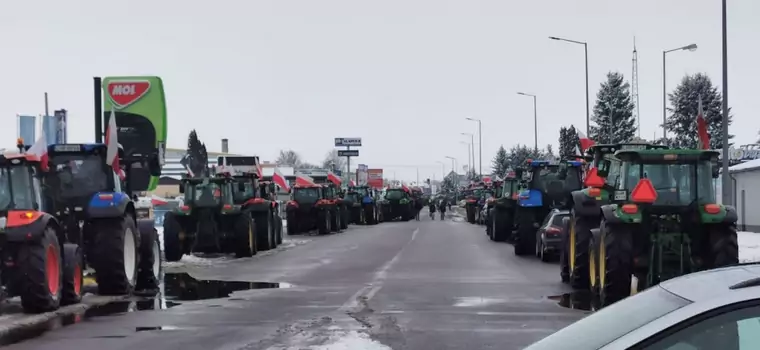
[729,159,760,232]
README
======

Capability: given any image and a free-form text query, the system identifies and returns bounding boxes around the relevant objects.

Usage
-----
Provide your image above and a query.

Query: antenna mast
[632,37,641,138]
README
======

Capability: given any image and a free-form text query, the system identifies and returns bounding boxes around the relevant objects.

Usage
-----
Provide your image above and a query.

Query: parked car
[527,263,760,349]
[535,209,569,262]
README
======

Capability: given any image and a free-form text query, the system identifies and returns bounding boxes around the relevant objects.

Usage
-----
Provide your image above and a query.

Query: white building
[729,159,760,232]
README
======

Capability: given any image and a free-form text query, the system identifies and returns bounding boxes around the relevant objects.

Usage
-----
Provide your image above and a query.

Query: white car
[527,263,760,349]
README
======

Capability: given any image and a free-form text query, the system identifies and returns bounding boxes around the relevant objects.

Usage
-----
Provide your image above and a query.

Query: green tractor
[589,149,738,306]
[488,171,522,242]
[463,186,485,224]
[345,186,379,225]
[563,143,667,288]
[377,187,414,221]
[162,176,256,261]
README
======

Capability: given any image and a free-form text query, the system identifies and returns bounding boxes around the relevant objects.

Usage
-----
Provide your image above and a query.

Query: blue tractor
[513,159,584,256]
[44,143,161,295]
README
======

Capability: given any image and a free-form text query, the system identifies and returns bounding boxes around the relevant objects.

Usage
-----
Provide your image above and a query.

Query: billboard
[367,169,383,188]
[42,115,59,145]
[17,115,36,146]
[356,165,368,186]
[334,137,362,147]
[103,76,168,191]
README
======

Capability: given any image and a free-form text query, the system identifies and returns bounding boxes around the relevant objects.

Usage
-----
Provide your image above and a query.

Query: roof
[729,158,760,174]
[660,263,760,302]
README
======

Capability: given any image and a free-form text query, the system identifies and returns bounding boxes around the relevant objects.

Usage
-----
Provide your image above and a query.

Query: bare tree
[321,149,347,171]
[276,149,302,166]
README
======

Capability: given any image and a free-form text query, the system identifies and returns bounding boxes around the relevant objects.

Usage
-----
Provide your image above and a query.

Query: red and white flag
[256,163,264,179]
[295,172,315,186]
[577,128,596,152]
[105,109,125,180]
[696,98,710,150]
[349,179,356,187]
[27,133,49,171]
[327,171,342,185]
[273,168,290,192]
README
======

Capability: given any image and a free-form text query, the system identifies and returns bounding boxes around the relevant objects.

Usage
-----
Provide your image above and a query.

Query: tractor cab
[291,184,323,205]
[0,152,45,219]
[519,159,581,210]
[178,176,235,211]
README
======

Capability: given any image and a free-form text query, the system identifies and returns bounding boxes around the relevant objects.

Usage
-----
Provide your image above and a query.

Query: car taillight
[546,227,561,234]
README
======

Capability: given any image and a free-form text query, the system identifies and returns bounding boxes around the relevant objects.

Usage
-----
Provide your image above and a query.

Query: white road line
[338,285,374,312]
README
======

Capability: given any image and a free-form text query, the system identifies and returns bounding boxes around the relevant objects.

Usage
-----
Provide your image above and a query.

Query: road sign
[338,150,359,157]
[334,137,362,147]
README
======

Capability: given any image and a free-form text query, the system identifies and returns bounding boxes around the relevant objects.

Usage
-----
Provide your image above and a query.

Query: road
[3,212,586,350]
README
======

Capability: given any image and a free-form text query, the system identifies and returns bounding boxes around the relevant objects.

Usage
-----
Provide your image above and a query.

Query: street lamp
[549,36,589,136]
[460,141,471,172]
[461,132,475,171]
[445,156,457,175]
[465,117,482,177]
[663,43,698,139]
[517,92,538,151]
[721,0,730,205]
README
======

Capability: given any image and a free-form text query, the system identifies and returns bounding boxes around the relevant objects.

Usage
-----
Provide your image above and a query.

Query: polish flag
[295,173,315,186]
[273,168,290,192]
[256,163,264,179]
[696,98,710,150]
[26,134,49,171]
[105,109,125,180]
[349,179,356,187]
[327,171,342,185]
[577,128,596,152]
[401,184,410,192]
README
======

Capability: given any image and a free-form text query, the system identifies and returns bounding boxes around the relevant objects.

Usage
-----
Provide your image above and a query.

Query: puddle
[548,292,599,312]
[163,272,293,302]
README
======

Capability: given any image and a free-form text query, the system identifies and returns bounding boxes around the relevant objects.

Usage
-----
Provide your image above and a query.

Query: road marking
[339,285,374,312]
[411,227,419,241]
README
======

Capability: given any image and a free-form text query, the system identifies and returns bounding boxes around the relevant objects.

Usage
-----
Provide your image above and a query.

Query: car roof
[659,263,760,302]
[551,209,570,216]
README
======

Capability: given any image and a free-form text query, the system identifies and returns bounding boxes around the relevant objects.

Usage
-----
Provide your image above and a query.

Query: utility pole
[632,37,641,137]
[721,0,731,205]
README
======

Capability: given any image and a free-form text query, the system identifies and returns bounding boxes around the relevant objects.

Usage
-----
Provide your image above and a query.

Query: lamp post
[662,43,698,139]
[461,133,474,171]
[517,92,538,151]
[549,36,589,136]
[465,117,482,177]
[445,156,457,175]
[721,0,730,205]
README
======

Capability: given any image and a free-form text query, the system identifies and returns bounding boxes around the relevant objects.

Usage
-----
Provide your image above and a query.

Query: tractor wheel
[94,216,139,295]
[19,227,62,313]
[599,218,633,307]
[466,207,476,224]
[559,227,570,283]
[61,243,84,306]
[331,209,340,232]
[275,216,283,245]
[318,210,331,235]
[286,212,298,235]
[255,211,274,251]
[514,209,535,256]
[569,209,592,290]
[162,212,184,262]
[708,224,739,268]
[493,212,507,242]
[504,210,516,243]
[136,223,161,292]
[340,207,349,230]
[234,214,257,258]
[588,227,602,295]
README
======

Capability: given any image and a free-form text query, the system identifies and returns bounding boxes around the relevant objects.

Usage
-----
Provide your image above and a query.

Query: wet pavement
[2,212,587,350]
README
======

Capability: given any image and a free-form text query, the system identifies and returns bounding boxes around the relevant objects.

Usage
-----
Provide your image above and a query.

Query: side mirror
[148,153,161,177]
[597,159,612,178]
[178,183,185,194]
[558,163,568,180]
[238,182,246,192]
[712,162,720,178]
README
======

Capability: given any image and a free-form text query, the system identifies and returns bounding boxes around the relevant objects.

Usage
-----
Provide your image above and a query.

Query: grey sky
[1,0,758,181]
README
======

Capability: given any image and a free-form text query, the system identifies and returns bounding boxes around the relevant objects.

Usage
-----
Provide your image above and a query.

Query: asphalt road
[4,212,586,350]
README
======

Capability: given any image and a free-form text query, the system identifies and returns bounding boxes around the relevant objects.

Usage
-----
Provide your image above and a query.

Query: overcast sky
[1,0,758,181]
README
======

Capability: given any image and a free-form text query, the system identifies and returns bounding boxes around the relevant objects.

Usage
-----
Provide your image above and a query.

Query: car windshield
[526,286,690,350]
[622,162,715,205]
[385,189,405,200]
[294,187,320,202]
[49,154,109,199]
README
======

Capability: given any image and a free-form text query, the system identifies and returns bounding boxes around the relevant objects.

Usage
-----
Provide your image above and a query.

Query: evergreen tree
[665,73,733,149]
[505,144,534,169]
[186,130,208,177]
[589,72,637,144]
[466,168,479,182]
[491,145,509,176]
[441,171,458,191]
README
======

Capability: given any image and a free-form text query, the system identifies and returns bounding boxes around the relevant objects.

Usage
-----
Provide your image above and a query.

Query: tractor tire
[234,215,257,258]
[331,209,341,232]
[318,210,331,235]
[466,207,476,224]
[504,210,516,243]
[61,243,83,306]
[136,224,161,292]
[275,216,283,245]
[559,217,571,283]
[286,212,298,235]
[162,212,184,262]
[94,217,139,295]
[514,209,535,256]
[599,219,634,307]
[493,212,507,242]
[708,224,739,268]
[254,211,274,251]
[569,210,592,290]
[19,227,62,313]
[340,207,349,230]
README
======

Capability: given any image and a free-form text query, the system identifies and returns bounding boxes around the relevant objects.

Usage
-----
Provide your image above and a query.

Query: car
[535,209,569,262]
[526,263,760,349]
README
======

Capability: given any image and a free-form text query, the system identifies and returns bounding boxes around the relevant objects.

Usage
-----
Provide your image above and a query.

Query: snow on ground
[311,331,391,350]
[739,231,760,263]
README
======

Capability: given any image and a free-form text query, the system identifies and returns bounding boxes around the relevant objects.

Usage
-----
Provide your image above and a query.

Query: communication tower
[632,37,641,138]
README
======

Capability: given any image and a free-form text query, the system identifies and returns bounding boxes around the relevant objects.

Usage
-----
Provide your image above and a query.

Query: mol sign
[107,80,152,109]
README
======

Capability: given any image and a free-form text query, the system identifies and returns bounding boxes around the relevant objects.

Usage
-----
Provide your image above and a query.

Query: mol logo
[107,80,151,109]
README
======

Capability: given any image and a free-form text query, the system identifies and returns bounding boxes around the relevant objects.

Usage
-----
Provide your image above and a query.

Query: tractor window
[385,189,405,200]
[9,166,35,210]
[563,166,583,191]
[294,187,320,202]
[49,154,110,199]
[696,162,716,203]
[233,181,256,202]
[605,158,623,187]
[192,182,222,206]
[623,163,714,206]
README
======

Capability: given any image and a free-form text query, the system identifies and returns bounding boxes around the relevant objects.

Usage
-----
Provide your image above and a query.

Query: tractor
[463,186,485,224]
[487,173,522,242]
[285,184,336,235]
[588,149,738,306]
[216,156,281,251]
[0,147,83,313]
[45,143,161,295]
[563,142,668,288]
[377,187,414,221]
[323,183,349,231]
[513,160,583,256]
[348,186,378,225]
[343,188,363,224]
[162,175,256,261]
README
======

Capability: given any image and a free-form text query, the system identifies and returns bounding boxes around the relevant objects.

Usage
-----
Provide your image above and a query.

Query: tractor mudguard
[2,211,52,242]
[600,204,624,225]
[700,204,739,224]
[571,190,601,217]
[87,192,130,219]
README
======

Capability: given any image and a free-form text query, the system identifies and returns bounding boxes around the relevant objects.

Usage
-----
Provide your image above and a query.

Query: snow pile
[739,231,760,263]
[311,331,390,350]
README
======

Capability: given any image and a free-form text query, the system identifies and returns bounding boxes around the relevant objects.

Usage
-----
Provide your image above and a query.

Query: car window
[540,213,553,228]
[525,286,690,350]
[641,303,760,350]
[551,213,569,226]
